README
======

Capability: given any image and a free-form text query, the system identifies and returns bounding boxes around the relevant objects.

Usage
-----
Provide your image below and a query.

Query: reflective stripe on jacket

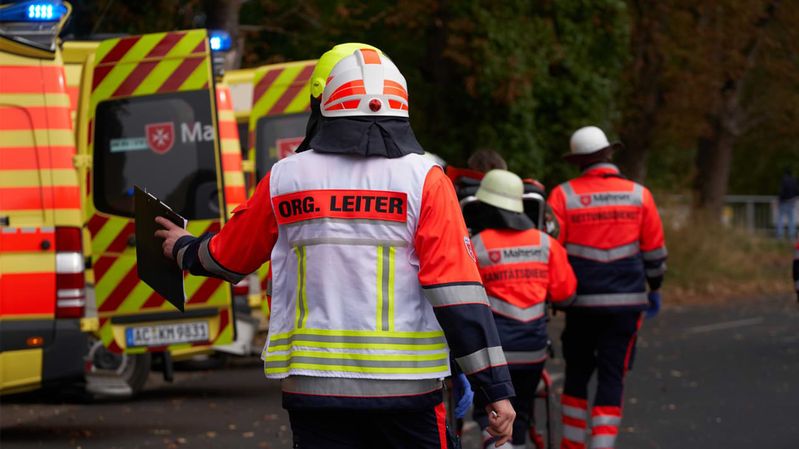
[471,228,576,363]
[547,163,667,312]
[176,150,514,408]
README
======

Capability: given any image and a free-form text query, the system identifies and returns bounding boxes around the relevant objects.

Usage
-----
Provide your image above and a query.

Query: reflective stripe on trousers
[488,296,545,322]
[561,394,588,449]
[590,406,622,449]
[573,292,647,308]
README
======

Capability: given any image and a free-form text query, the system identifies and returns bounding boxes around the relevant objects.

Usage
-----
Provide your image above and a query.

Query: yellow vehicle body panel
[76,30,236,354]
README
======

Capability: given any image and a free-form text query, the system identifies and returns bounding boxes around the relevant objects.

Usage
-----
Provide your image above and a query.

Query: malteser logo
[578,192,635,207]
[146,122,175,154]
[487,246,545,264]
[273,190,407,225]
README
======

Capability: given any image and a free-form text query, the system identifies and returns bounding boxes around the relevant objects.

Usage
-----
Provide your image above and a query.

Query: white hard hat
[320,48,409,118]
[569,126,614,155]
[476,169,524,213]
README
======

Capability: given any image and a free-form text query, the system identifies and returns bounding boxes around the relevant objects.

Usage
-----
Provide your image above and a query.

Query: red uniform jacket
[547,163,667,312]
[471,228,576,366]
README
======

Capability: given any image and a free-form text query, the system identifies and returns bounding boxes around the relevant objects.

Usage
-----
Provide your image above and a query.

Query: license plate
[125,322,210,347]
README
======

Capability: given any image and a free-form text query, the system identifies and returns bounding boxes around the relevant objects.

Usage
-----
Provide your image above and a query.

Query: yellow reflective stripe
[180,60,210,90]
[223,172,244,187]
[132,57,182,96]
[0,253,53,274]
[267,341,447,352]
[91,218,127,255]
[266,364,448,375]
[283,86,311,114]
[294,246,308,328]
[251,65,302,117]
[91,63,137,104]
[270,328,445,340]
[0,169,77,188]
[376,246,384,331]
[0,130,74,148]
[95,257,135,310]
[388,247,395,331]
[114,279,155,314]
[218,110,236,121]
[265,350,447,363]
[0,93,71,107]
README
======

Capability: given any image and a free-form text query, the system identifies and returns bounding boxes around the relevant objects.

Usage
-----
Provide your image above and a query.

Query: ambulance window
[237,122,248,158]
[93,90,220,220]
[254,112,309,181]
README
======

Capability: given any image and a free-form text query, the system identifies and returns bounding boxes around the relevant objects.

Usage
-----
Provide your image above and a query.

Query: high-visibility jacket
[547,163,667,312]
[175,150,514,409]
[471,228,576,366]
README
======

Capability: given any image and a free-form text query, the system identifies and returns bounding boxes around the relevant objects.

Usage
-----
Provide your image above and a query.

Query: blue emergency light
[0,0,67,22]
[209,30,231,52]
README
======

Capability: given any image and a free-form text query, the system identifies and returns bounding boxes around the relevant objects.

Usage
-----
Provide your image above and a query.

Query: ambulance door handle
[0,215,8,226]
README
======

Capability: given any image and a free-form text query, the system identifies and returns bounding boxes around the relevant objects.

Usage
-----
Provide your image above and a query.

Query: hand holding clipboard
[134,186,190,312]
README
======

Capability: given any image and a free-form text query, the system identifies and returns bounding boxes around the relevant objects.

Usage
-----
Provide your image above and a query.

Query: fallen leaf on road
[176,437,187,445]
[243,432,255,438]
[206,432,217,438]
[228,424,237,430]
[152,429,171,436]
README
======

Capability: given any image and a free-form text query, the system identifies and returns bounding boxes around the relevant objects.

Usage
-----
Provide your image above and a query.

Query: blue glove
[453,373,474,419]
[645,291,661,319]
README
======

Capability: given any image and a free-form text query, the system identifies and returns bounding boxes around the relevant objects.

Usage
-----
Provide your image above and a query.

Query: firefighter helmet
[310,43,379,99]
[319,47,409,118]
[476,169,525,213]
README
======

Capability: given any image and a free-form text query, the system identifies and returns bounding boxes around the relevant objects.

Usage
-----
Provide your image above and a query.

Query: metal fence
[658,194,797,235]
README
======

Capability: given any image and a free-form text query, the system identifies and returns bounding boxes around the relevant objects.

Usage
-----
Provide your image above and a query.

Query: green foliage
[238,0,630,187]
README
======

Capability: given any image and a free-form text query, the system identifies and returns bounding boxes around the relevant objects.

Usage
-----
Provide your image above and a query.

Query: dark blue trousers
[561,311,642,407]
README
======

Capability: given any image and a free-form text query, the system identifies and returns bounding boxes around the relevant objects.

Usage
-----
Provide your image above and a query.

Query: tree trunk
[694,123,736,219]
[203,0,244,70]
[691,1,781,221]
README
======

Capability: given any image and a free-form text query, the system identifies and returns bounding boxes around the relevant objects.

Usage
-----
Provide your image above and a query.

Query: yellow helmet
[310,43,379,98]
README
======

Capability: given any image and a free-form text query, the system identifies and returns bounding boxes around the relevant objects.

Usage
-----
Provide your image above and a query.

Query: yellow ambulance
[65,29,246,395]
[0,0,88,395]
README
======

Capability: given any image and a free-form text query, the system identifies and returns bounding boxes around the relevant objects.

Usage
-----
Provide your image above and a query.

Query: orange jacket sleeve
[547,236,577,303]
[175,173,279,283]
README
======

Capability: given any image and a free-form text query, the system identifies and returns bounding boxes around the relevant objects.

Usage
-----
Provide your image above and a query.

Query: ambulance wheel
[85,338,151,398]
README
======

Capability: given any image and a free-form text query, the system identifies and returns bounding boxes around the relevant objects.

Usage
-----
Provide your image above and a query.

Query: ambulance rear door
[85,29,234,354]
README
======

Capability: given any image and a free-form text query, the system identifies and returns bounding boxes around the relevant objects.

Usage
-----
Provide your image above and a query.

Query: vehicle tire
[85,337,151,398]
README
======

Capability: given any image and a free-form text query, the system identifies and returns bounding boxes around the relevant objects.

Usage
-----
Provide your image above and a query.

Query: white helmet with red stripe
[321,47,409,118]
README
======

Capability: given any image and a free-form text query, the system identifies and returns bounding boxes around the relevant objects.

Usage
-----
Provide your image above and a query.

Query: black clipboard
[134,185,187,312]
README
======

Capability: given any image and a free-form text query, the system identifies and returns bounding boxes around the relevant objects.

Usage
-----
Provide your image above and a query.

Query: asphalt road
[2,294,798,449]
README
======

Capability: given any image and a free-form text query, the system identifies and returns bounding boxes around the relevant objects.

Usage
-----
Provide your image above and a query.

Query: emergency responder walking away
[547,126,667,449]
[155,43,516,448]
[469,170,577,449]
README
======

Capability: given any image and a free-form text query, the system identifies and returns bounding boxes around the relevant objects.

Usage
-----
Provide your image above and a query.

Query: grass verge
[663,220,794,302]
